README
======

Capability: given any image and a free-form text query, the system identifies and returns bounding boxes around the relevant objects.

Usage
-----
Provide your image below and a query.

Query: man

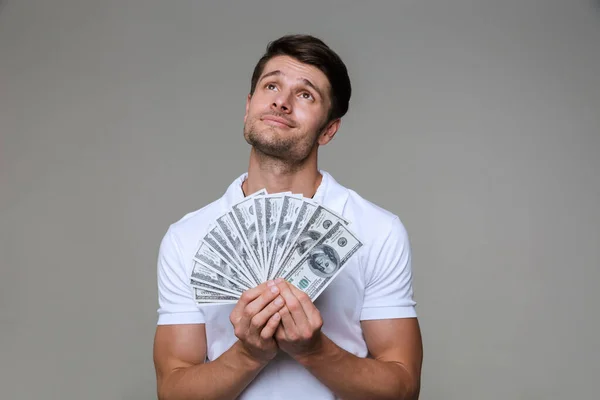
[153,34,423,399]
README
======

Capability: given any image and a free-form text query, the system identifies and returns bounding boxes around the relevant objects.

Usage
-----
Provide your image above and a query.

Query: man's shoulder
[325,171,399,225]
[338,184,409,247]
[163,195,226,249]
[345,188,398,223]
[332,175,401,223]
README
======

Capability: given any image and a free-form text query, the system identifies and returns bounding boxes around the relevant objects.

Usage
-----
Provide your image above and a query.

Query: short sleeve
[156,225,205,325]
[360,216,417,320]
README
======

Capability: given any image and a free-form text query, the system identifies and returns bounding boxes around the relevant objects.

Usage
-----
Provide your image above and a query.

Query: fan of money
[190,190,363,304]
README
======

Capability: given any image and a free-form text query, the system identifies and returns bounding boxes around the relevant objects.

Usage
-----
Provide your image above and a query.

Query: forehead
[260,55,331,92]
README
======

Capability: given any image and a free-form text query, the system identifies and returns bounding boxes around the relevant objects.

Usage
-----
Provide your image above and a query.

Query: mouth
[261,115,294,128]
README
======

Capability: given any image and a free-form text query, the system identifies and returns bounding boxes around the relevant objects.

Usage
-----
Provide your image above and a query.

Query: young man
[153,34,423,400]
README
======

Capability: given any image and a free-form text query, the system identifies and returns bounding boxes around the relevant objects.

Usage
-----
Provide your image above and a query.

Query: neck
[242,147,322,198]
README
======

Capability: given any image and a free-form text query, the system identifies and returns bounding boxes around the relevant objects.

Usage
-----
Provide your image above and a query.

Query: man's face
[243,55,339,162]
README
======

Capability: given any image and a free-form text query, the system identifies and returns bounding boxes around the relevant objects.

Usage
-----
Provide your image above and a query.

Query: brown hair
[250,34,352,122]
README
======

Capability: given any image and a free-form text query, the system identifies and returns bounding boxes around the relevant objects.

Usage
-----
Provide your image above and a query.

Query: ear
[244,94,252,123]
[318,119,341,146]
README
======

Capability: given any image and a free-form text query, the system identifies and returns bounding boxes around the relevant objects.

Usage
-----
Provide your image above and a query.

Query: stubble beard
[243,117,321,167]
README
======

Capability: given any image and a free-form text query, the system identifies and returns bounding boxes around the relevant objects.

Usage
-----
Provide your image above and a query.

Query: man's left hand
[273,280,324,360]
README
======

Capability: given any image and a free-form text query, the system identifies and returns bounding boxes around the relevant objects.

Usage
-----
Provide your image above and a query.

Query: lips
[261,115,294,128]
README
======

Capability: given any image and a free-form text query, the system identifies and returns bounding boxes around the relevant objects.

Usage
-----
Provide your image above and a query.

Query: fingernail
[271,286,279,294]
[275,297,283,306]
[267,280,275,287]
[275,277,284,283]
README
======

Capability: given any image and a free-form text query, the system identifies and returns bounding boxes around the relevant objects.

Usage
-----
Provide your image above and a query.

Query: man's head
[243,34,351,163]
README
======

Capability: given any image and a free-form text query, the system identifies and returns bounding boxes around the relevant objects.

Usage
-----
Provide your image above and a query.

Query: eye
[300,92,314,100]
[266,83,277,91]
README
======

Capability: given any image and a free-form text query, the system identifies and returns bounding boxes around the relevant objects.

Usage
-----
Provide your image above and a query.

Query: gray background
[1,0,599,399]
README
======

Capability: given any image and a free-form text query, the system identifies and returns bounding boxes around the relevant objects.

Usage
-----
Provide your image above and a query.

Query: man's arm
[275,282,423,400]
[298,318,422,400]
[153,324,264,400]
[153,281,285,400]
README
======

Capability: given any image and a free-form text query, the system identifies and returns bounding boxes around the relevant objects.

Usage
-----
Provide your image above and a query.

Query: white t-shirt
[156,170,417,399]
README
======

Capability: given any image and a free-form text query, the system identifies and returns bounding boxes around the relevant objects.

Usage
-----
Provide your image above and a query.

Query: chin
[245,129,315,162]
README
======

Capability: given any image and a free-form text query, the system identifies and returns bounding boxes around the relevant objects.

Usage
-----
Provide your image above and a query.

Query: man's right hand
[230,279,285,365]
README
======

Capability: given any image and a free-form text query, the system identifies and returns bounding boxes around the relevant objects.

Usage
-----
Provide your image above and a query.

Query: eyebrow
[259,70,324,100]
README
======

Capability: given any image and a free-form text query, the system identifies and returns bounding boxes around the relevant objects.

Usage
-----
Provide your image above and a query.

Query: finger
[259,312,281,340]
[277,305,296,340]
[231,282,266,327]
[241,282,280,327]
[232,281,270,315]
[250,295,285,334]
[233,280,278,328]
[277,281,309,331]
[275,323,286,341]
[287,283,320,323]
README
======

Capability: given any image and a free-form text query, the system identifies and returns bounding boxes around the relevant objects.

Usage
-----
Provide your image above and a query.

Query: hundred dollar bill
[266,194,303,280]
[231,190,266,281]
[274,198,318,279]
[203,226,253,288]
[190,260,245,296]
[263,193,289,271]
[194,240,253,290]
[277,204,349,278]
[216,212,262,286]
[194,287,238,304]
[190,278,239,297]
[283,221,363,301]
[253,196,267,275]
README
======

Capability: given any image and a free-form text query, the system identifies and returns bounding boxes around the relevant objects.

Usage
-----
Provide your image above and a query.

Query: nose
[271,90,292,113]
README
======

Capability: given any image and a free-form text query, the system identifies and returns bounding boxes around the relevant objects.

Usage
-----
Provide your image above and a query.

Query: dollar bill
[283,221,363,300]
[277,204,349,278]
[189,186,367,305]
[190,260,245,295]
[273,198,318,279]
[231,190,266,281]
[266,194,304,280]
[203,226,253,287]
[216,212,262,286]
[253,196,267,275]
[263,193,286,270]
[194,287,238,304]
[194,240,253,289]
[190,278,238,296]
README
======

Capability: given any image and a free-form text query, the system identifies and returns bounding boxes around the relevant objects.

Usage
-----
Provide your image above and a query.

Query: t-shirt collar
[222,169,348,216]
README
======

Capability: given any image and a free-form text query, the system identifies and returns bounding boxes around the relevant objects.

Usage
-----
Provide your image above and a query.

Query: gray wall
[1,0,599,399]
